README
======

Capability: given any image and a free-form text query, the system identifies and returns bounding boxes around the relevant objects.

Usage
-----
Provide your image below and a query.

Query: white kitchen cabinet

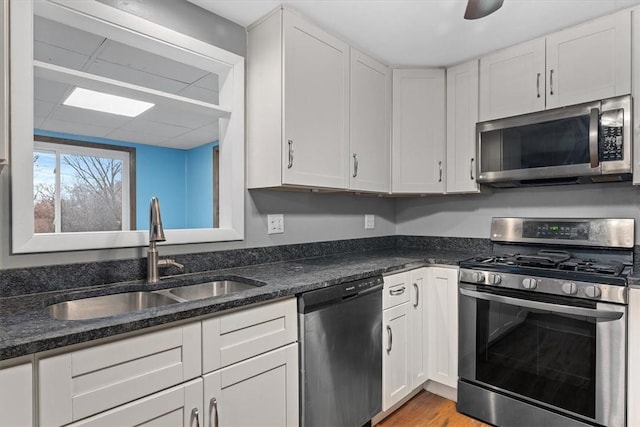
[39,322,202,427]
[546,11,631,109]
[480,11,631,121]
[427,266,459,389]
[392,69,446,194]
[203,344,298,427]
[68,379,203,427]
[349,48,391,193]
[408,268,428,389]
[632,7,640,185]
[247,8,349,190]
[0,361,33,427]
[479,38,546,121]
[628,287,640,426]
[446,60,480,194]
[0,0,7,171]
[382,299,410,411]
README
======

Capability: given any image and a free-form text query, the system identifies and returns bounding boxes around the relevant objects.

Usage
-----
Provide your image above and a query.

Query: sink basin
[167,280,257,301]
[48,291,180,320]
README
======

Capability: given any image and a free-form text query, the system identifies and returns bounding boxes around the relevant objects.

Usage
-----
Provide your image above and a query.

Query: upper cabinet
[350,49,391,193]
[446,60,480,194]
[632,7,640,186]
[247,8,350,190]
[391,69,445,194]
[480,10,631,121]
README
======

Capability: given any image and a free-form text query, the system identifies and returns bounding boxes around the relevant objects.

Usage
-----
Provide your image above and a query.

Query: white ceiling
[190,0,640,67]
[34,16,221,149]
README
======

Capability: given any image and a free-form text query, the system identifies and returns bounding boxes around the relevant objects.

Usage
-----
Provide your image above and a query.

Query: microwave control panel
[599,108,624,161]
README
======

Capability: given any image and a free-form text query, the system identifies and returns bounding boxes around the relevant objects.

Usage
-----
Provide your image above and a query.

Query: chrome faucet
[147,197,184,283]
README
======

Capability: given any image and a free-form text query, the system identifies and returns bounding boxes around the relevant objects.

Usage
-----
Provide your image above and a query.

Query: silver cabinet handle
[209,397,218,427]
[470,158,475,180]
[386,325,392,353]
[389,287,405,296]
[352,153,358,178]
[536,72,541,98]
[413,283,419,307]
[549,69,554,95]
[589,108,600,168]
[191,408,200,427]
[438,160,443,182]
[287,140,294,169]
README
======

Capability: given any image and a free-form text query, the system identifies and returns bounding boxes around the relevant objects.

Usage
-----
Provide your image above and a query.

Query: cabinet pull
[191,408,200,427]
[209,397,218,427]
[389,287,405,296]
[536,72,541,98]
[413,283,419,307]
[549,69,554,95]
[470,158,475,180]
[438,161,443,182]
[287,140,294,169]
[353,153,359,178]
[386,325,393,353]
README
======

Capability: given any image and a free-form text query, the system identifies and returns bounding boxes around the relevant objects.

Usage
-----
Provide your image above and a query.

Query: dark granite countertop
[0,248,471,361]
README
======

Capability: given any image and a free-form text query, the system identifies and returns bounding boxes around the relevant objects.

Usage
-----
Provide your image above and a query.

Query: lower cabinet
[0,361,33,427]
[381,266,459,412]
[628,287,640,425]
[203,344,298,427]
[37,298,298,427]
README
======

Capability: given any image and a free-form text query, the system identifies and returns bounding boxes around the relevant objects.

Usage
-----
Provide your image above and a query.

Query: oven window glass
[480,116,590,172]
[475,299,596,419]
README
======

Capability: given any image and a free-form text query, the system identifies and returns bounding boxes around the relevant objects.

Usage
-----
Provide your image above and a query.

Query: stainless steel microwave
[476,95,632,187]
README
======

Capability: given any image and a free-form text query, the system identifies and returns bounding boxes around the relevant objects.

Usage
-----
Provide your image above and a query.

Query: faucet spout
[149,197,166,243]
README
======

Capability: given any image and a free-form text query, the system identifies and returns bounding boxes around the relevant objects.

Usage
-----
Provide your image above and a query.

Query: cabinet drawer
[39,322,201,427]
[383,272,410,309]
[202,298,297,373]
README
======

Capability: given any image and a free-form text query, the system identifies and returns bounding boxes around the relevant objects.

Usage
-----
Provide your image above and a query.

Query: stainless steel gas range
[457,217,634,427]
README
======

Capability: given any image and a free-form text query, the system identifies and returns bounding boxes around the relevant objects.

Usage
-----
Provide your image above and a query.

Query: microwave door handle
[589,108,600,168]
[459,288,623,320]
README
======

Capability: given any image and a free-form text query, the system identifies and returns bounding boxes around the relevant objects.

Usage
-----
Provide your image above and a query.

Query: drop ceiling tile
[117,118,190,139]
[104,129,166,146]
[141,105,213,129]
[34,100,56,120]
[34,16,105,56]
[34,77,72,103]
[50,105,131,128]
[41,118,113,139]
[34,42,91,71]
[177,85,219,104]
[194,73,219,91]
[86,60,189,94]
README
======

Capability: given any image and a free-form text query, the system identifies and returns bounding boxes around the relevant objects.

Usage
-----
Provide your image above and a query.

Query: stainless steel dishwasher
[298,276,383,427]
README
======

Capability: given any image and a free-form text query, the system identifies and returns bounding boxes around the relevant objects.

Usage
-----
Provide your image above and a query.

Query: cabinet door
[392,69,445,194]
[427,267,459,389]
[479,38,545,121]
[39,322,201,426]
[349,48,391,193]
[628,288,640,426]
[446,60,480,194]
[546,11,631,109]
[0,362,32,427]
[631,8,640,185]
[382,302,410,411]
[68,379,203,427]
[282,10,349,189]
[203,344,298,427]
[408,268,428,389]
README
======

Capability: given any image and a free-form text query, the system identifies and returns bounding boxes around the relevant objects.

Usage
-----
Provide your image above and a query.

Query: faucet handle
[157,258,184,271]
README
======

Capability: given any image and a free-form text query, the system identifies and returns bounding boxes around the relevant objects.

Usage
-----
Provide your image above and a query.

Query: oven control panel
[459,269,626,305]
[522,221,589,240]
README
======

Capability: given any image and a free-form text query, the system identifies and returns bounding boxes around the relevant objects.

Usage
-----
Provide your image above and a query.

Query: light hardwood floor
[376,391,490,427]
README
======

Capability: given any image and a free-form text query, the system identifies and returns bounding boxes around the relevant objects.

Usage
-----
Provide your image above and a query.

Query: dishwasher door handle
[386,325,393,353]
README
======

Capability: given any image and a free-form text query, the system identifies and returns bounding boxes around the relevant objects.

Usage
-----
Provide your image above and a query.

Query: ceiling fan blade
[464,0,504,20]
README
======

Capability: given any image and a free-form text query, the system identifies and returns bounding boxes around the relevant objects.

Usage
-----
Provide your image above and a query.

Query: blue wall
[34,130,217,230]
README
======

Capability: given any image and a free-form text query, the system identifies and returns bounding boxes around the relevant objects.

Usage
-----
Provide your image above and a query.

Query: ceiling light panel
[63,87,154,117]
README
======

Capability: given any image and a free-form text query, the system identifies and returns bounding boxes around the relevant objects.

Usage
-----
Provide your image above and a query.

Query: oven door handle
[459,288,623,320]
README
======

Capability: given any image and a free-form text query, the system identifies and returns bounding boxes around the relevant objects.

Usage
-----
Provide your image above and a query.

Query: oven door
[458,283,626,426]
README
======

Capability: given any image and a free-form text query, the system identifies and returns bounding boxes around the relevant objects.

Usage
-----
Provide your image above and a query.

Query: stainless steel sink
[48,291,180,320]
[167,280,257,301]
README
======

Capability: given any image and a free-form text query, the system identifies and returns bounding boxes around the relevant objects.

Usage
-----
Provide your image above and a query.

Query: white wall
[396,183,640,243]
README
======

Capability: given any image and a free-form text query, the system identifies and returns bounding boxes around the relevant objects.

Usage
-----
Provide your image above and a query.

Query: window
[33,136,135,233]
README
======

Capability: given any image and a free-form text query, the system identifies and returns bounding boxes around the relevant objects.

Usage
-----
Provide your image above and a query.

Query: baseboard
[424,380,457,402]
[371,387,423,425]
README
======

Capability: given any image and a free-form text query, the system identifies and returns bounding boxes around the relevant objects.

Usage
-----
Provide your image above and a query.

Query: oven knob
[473,272,486,283]
[488,273,502,285]
[522,278,537,289]
[585,286,602,299]
[562,282,577,295]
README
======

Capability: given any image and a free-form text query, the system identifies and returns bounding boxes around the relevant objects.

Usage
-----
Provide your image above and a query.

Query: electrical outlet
[365,214,375,230]
[267,214,284,234]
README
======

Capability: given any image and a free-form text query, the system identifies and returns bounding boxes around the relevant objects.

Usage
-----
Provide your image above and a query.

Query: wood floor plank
[376,391,490,427]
